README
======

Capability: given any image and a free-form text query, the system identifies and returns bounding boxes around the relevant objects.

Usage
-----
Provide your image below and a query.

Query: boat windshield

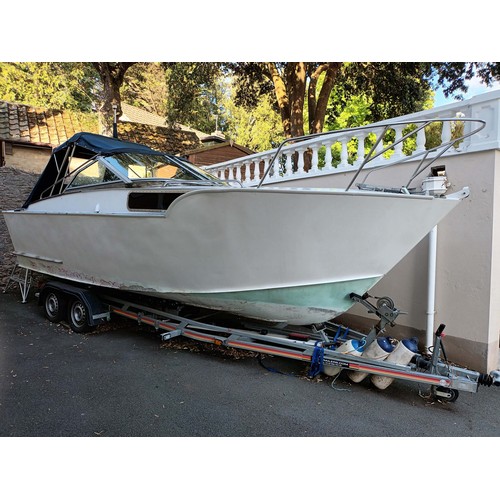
[104,153,220,183]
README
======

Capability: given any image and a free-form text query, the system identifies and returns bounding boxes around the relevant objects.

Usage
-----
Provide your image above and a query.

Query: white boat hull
[3,187,462,325]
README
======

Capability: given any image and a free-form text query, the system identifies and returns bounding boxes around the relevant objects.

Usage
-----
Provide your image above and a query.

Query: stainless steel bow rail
[30,279,500,403]
[256,118,486,191]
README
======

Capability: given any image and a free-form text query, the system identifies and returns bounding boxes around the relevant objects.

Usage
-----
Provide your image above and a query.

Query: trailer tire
[432,385,459,402]
[43,290,67,323]
[68,298,94,333]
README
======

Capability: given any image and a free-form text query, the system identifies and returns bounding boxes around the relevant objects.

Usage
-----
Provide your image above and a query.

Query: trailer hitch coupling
[490,370,500,386]
[477,371,500,387]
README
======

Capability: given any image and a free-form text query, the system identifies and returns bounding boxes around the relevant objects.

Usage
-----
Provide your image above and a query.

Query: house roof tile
[0,100,98,147]
[0,100,202,155]
[120,103,210,141]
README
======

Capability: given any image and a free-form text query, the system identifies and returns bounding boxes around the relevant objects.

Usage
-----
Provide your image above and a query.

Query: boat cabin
[23,132,225,209]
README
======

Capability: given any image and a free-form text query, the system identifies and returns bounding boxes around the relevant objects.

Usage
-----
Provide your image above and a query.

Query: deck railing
[205,89,500,187]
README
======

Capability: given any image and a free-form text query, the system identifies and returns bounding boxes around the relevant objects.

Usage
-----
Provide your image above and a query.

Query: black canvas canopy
[23,132,165,208]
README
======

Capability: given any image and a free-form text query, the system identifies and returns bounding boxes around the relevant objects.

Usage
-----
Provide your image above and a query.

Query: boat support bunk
[31,278,500,402]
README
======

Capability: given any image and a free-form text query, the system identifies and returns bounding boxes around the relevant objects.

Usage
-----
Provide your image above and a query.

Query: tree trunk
[92,62,135,136]
[308,63,341,134]
[286,62,306,138]
[267,63,292,138]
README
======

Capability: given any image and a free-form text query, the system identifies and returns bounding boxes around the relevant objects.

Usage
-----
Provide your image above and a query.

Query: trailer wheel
[432,385,459,402]
[68,299,93,333]
[43,290,67,323]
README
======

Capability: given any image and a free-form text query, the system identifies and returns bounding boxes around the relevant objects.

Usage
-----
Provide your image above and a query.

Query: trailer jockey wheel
[43,290,67,323]
[68,298,93,333]
[432,385,459,402]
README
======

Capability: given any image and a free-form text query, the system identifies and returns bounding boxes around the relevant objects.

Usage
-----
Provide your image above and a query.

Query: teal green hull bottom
[183,276,381,325]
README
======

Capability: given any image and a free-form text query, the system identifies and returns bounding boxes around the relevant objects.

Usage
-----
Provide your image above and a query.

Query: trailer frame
[31,279,500,402]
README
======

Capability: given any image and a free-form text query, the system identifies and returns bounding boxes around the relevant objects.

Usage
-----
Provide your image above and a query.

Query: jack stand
[3,264,32,303]
[429,323,447,374]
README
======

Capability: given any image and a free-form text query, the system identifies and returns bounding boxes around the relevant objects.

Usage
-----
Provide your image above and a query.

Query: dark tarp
[23,132,165,208]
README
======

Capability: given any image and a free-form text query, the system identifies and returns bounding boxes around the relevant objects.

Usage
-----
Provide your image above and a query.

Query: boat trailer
[26,277,500,403]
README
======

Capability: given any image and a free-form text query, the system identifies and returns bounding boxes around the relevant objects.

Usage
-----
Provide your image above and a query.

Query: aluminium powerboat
[2,121,483,326]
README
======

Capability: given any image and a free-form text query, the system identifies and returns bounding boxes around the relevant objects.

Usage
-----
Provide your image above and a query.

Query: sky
[432,76,500,108]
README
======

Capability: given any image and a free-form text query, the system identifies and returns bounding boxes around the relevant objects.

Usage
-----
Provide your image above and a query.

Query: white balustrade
[354,133,366,166]
[391,125,405,160]
[339,139,349,168]
[310,145,320,173]
[205,89,500,186]
[284,152,293,177]
[296,148,306,175]
[416,126,426,154]
[324,143,333,170]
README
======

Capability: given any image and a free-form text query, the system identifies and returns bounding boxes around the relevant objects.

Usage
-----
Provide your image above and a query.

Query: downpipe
[426,225,438,353]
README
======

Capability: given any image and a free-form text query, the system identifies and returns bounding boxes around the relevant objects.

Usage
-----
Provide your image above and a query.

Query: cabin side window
[128,192,184,210]
[67,159,120,189]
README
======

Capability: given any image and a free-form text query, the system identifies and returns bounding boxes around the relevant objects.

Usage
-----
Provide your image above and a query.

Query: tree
[0,62,97,111]
[161,62,225,133]
[230,63,341,138]
[223,90,285,151]
[229,62,500,139]
[0,62,137,137]
[92,62,136,136]
[121,62,169,117]
[430,62,500,98]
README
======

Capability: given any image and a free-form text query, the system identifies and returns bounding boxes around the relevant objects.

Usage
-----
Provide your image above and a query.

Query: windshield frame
[100,152,224,184]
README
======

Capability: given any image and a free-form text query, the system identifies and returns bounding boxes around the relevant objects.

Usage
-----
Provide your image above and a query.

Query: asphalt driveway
[1,289,500,438]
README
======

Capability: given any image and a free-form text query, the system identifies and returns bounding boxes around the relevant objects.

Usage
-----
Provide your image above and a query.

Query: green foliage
[122,62,168,116]
[162,63,226,133]
[223,88,285,151]
[0,62,97,111]
[3,61,500,151]
[429,62,500,98]
[326,93,373,131]
[334,63,434,123]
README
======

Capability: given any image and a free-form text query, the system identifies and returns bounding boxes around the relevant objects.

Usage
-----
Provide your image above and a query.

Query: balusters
[236,162,244,184]
[310,145,319,173]
[416,125,426,154]
[441,119,452,145]
[354,133,366,166]
[375,128,385,158]
[203,114,483,186]
[297,148,306,175]
[284,151,293,177]
[228,165,235,182]
[392,125,405,159]
[323,142,333,170]
[253,160,261,182]
[339,138,349,168]
[263,156,273,180]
